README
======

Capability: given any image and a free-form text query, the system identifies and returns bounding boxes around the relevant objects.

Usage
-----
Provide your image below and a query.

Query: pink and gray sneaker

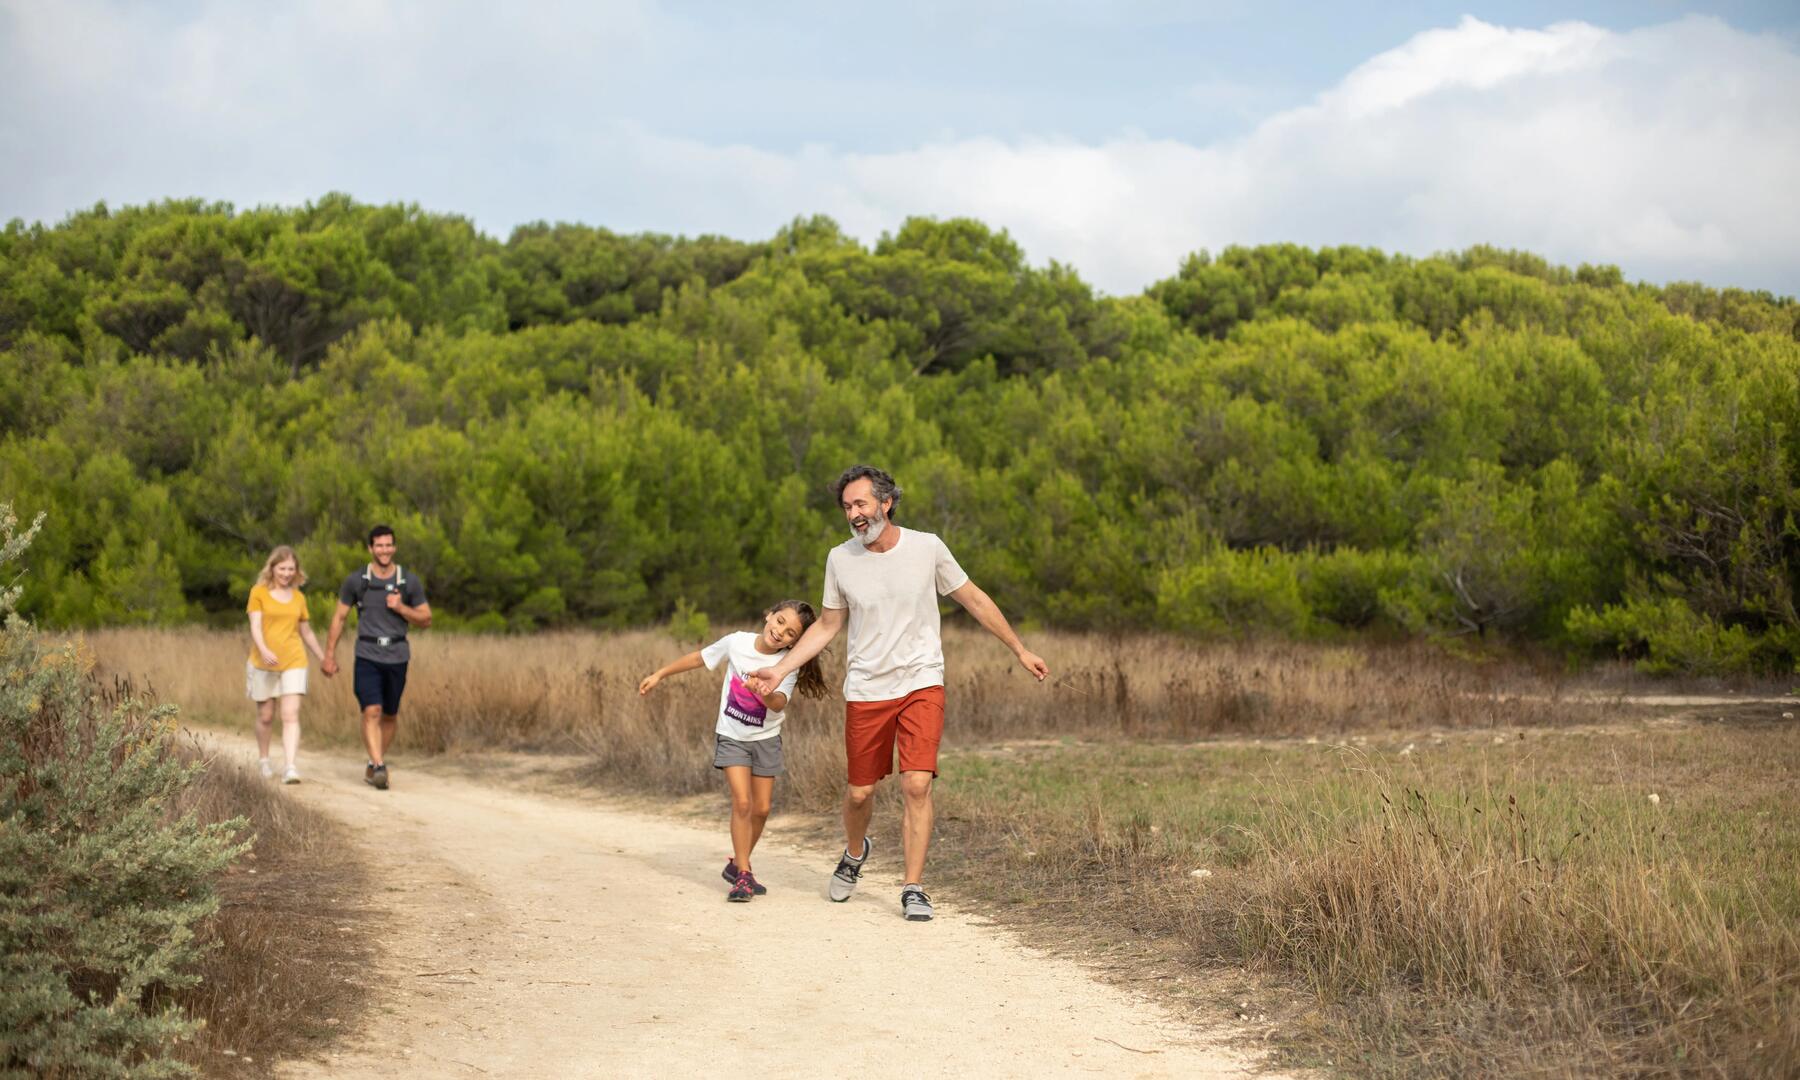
[722,859,766,895]
[728,870,756,902]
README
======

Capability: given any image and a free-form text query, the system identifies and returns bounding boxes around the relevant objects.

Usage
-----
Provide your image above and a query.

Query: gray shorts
[713,733,784,777]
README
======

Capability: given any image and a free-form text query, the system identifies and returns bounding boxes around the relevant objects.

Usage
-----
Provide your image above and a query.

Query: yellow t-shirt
[247,584,309,671]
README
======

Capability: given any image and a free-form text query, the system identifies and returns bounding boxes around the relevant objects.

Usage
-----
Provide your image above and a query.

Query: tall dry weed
[88,626,1598,751]
[1229,755,1800,1076]
[167,743,377,1073]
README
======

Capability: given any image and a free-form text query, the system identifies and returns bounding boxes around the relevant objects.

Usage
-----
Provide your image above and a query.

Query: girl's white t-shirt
[700,631,798,742]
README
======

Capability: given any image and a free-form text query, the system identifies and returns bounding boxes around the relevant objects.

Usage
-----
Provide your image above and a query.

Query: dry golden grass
[164,742,378,1076]
[933,722,1800,1078]
[85,625,1613,810]
[85,625,1798,1077]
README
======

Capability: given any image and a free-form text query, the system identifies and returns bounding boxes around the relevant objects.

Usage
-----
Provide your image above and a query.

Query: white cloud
[637,14,1797,293]
[3,7,1797,295]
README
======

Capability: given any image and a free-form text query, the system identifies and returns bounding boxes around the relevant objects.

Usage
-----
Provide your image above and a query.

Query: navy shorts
[353,657,409,715]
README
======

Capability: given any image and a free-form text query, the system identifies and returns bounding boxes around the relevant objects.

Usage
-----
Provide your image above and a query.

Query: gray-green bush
[0,504,248,1079]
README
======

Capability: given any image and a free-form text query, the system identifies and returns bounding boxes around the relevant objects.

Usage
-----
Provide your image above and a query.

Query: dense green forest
[2,195,1796,673]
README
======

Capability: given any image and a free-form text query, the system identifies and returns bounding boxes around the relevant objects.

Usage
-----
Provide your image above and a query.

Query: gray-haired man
[751,464,1048,921]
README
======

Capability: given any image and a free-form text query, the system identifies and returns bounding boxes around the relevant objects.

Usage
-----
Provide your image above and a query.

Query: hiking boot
[259,758,275,780]
[722,860,767,895]
[728,871,755,902]
[364,762,375,785]
[369,764,389,790]
[900,884,934,922]
[282,765,301,784]
[828,837,871,903]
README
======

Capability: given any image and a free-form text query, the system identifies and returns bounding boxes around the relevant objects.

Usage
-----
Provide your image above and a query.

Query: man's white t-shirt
[821,528,970,702]
[700,631,798,742]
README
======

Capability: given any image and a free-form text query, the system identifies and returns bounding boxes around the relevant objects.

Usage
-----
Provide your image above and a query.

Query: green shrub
[0,504,248,1078]
[1298,546,1415,631]
[1566,594,1796,675]
[666,596,711,644]
[1155,545,1311,638]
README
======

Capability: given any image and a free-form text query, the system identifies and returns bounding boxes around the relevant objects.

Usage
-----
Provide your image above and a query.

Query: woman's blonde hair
[256,545,307,589]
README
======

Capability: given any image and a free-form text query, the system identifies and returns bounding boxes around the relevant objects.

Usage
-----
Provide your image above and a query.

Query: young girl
[246,545,329,783]
[638,600,827,901]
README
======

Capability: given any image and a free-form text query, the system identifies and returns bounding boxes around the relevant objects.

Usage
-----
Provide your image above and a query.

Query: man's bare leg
[362,704,385,764]
[899,770,934,884]
[843,782,877,854]
[379,713,397,756]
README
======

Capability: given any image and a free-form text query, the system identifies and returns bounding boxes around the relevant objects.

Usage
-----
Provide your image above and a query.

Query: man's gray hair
[831,464,903,519]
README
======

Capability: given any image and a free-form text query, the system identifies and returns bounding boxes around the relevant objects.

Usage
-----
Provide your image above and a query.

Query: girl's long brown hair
[769,599,829,700]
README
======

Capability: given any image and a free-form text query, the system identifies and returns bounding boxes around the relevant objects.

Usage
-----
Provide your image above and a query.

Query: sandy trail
[237,738,1281,1080]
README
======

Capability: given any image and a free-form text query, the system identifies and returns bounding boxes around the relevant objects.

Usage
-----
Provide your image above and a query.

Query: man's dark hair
[831,464,903,519]
[367,524,395,547]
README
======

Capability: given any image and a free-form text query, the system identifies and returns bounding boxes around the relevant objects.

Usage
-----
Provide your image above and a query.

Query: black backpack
[357,564,409,605]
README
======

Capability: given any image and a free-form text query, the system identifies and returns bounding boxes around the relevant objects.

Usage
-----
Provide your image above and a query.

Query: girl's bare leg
[749,774,775,853]
[724,766,755,871]
[279,694,302,769]
[254,698,275,758]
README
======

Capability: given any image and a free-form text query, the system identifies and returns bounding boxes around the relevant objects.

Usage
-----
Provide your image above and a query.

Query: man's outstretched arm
[748,606,846,690]
[947,581,1049,681]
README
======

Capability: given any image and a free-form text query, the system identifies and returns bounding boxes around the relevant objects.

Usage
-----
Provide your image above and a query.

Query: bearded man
[750,464,1048,921]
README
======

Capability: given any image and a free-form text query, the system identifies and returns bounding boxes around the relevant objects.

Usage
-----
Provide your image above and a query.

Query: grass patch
[929,722,1800,1078]
[165,743,378,1076]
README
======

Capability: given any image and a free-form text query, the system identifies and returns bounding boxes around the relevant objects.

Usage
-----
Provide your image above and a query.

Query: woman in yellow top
[247,545,329,783]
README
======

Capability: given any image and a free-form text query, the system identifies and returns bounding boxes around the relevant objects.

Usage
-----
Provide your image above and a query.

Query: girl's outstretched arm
[639,650,705,695]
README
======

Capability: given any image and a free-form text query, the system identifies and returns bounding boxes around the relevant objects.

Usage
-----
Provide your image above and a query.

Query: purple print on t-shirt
[724,674,768,727]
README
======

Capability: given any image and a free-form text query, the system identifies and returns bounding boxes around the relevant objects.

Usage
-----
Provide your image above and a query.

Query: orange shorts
[844,686,945,787]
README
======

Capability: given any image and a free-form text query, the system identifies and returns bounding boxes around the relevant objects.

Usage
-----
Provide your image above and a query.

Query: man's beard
[851,509,889,548]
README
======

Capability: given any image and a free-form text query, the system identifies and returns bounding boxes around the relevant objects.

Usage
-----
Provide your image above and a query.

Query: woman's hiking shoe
[728,871,755,902]
[282,765,301,784]
[366,763,389,790]
[722,860,767,895]
[900,884,934,922]
[828,837,872,902]
[259,758,275,779]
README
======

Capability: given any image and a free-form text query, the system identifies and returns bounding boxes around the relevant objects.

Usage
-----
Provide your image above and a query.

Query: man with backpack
[324,525,431,790]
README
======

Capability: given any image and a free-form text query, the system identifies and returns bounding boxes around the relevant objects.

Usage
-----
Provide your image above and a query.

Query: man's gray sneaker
[901,883,934,922]
[828,837,871,902]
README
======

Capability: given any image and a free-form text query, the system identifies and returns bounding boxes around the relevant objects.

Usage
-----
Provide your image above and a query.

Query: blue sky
[639,2,1797,147]
[4,1,1798,295]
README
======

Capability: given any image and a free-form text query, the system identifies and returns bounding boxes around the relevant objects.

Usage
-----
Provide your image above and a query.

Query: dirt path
[238,739,1282,1079]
